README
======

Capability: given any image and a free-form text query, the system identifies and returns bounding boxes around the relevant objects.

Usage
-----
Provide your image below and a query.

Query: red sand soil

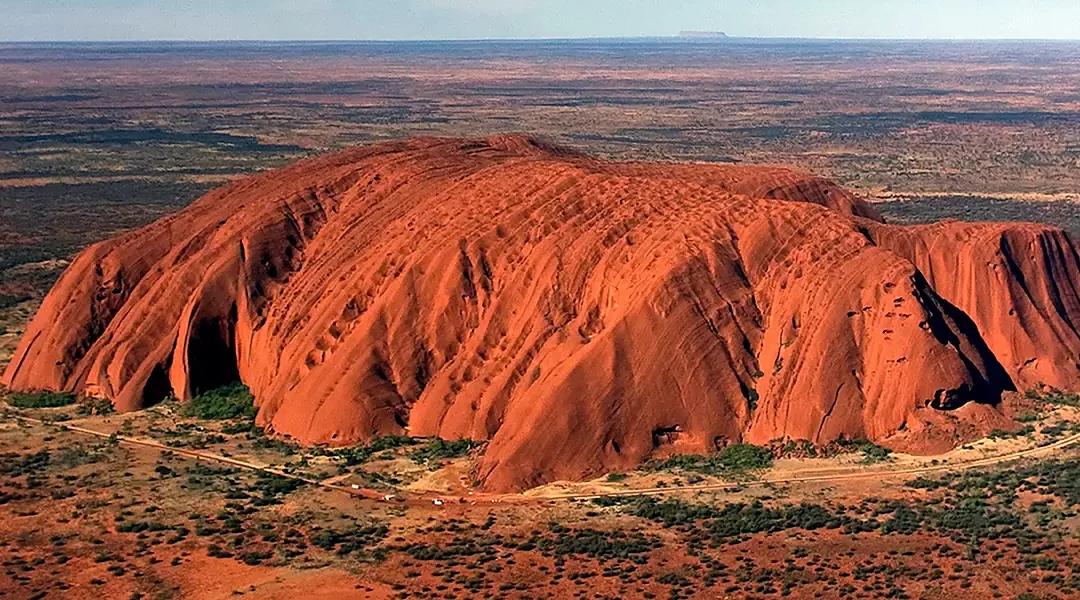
[5,135,1080,491]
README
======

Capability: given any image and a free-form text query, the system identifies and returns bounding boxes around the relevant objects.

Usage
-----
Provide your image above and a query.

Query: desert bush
[989,426,1035,440]
[0,450,52,477]
[644,443,773,476]
[245,471,303,506]
[1026,388,1080,408]
[310,523,389,556]
[717,444,775,470]
[538,523,661,559]
[180,383,256,420]
[221,420,254,434]
[207,544,233,559]
[409,438,482,465]
[327,435,419,466]
[76,398,114,416]
[6,391,76,409]
[856,441,893,464]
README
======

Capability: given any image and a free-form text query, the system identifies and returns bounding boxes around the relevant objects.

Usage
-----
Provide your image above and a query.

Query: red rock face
[5,136,1080,491]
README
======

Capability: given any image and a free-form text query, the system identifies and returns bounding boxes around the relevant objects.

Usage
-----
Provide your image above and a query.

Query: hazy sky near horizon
[1,0,1079,41]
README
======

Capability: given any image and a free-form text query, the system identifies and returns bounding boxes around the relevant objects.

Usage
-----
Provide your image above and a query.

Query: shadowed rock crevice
[935,295,1016,403]
[909,272,1014,406]
[5,135,1080,492]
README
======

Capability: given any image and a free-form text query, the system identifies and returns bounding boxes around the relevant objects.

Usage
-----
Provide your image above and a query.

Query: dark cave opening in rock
[187,309,240,396]
[141,363,173,407]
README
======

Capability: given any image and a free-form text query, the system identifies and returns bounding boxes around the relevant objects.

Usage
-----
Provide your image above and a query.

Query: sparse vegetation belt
[541,431,1080,501]
[9,414,379,500]
[11,412,1080,504]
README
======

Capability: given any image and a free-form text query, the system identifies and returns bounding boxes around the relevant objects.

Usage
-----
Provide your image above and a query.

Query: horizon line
[3,35,1080,44]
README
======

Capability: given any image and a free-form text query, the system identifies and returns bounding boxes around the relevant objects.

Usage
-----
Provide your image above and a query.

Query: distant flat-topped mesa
[6,136,1080,491]
[678,31,729,39]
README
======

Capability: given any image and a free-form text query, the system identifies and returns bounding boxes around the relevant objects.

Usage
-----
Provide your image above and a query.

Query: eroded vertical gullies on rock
[5,135,1080,491]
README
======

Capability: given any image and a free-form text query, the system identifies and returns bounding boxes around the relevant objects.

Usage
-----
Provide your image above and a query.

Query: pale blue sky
[1,0,1079,41]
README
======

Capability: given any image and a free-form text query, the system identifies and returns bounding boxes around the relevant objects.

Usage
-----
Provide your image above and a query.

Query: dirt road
[538,431,1080,501]
[9,415,388,501]
[9,411,1080,504]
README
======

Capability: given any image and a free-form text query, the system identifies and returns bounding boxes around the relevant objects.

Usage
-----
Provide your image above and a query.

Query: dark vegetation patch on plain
[0,181,215,272]
[4,391,76,409]
[178,383,257,421]
[642,443,775,477]
[876,195,1080,238]
[0,128,304,152]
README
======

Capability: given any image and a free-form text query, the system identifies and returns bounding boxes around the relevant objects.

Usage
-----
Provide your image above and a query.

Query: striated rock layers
[6,136,1080,491]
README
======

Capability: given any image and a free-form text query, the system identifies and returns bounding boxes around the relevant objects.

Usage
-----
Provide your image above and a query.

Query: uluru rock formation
[5,135,1080,491]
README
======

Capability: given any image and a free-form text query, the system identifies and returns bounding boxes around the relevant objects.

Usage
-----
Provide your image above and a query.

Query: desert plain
[4,39,1080,600]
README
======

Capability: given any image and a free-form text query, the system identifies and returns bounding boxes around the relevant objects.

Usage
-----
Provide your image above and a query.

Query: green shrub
[644,443,773,476]
[324,435,419,466]
[207,544,233,559]
[746,389,760,411]
[76,398,115,416]
[180,383,257,420]
[610,496,847,537]
[716,444,775,471]
[408,438,482,465]
[1026,388,1080,408]
[856,441,893,464]
[221,420,254,434]
[249,433,298,455]
[6,391,77,409]
[309,523,388,555]
[988,426,1035,440]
